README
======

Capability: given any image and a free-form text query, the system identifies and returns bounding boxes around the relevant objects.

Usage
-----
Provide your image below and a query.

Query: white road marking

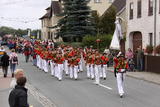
[96,83,113,90]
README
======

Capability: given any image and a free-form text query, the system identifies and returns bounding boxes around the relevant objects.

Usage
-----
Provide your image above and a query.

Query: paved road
[17,54,160,107]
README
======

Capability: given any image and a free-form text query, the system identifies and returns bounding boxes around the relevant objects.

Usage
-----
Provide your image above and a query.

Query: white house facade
[126,0,160,51]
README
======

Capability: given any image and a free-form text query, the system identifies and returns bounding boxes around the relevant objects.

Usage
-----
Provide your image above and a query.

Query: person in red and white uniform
[114,52,128,98]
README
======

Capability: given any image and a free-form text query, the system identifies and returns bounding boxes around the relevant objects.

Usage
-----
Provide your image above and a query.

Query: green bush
[56,42,82,48]
[82,34,112,52]
[145,45,153,54]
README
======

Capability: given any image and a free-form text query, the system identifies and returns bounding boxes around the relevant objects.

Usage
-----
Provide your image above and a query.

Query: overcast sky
[0,0,51,30]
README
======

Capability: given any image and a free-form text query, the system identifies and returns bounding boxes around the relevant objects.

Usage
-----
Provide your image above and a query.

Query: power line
[0,0,29,6]
[0,17,39,23]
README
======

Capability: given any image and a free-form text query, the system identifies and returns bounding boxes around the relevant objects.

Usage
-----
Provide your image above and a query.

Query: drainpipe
[154,0,157,47]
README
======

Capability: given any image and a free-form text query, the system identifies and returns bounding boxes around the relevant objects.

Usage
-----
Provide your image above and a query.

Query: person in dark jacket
[23,45,31,63]
[9,77,29,107]
[1,52,10,77]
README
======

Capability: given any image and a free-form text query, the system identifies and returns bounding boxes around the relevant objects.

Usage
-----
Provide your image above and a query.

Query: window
[149,33,153,46]
[137,0,142,18]
[129,2,134,20]
[94,0,101,3]
[48,32,50,39]
[148,0,153,16]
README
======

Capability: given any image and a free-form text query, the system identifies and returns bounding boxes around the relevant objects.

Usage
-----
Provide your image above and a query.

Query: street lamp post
[96,39,101,51]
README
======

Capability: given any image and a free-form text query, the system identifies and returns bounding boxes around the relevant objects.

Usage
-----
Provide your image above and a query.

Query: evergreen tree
[57,0,96,42]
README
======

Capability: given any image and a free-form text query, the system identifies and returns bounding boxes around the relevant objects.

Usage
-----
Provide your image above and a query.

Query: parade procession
[1,0,160,107]
[19,33,128,98]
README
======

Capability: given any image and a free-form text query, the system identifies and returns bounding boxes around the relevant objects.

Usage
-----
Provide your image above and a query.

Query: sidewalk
[0,72,11,107]
[0,71,43,107]
[108,67,160,85]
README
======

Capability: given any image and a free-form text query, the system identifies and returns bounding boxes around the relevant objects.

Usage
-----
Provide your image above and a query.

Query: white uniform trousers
[40,59,44,70]
[54,64,58,78]
[57,64,63,81]
[74,66,78,79]
[42,59,45,71]
[36,55,39,67]
[64,60,69,75]
[90,64,95,79]
[37,56,41,69]
[79,59,83,72]
[102,64,108,78]
[95,65,101,84]
[69,66,73,79]
[86,64,91,78]
[50,61,55,76]
[44,60,49,73]
[116,73,125,95]
[99,65,103,78]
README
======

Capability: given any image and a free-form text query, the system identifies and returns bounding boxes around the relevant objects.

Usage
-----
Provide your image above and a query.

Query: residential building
[40,0,114,41]
[40,0,62,41]
[126,0,160,51]
[88,0,114,16]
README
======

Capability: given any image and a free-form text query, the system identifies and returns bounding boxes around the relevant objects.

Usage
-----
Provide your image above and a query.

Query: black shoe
[12,73,14,78]
[4,74,6,78]
[120,94,123,98]
[104,78,106,80]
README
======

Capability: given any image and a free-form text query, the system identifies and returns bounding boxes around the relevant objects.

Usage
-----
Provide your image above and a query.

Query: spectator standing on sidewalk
[125,48,134,71]
[10,69,24,89]
[1,52,10,77]
[136,46,144,71]
[9,77,29,107]
[9,49,18,77]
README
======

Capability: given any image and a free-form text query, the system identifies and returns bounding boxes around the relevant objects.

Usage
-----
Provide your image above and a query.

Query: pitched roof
[45,7,51,10]
[40,1,62,20]
[101,0,126,17]
[112,0,126,13]
[51,1,62,15]
[39,12,50,20]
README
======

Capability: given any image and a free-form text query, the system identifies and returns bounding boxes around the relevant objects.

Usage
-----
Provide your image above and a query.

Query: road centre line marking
[98,83,113,90]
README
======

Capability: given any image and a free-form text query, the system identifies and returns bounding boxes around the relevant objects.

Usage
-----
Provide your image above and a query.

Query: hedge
[82,34,112,52]
[56,34,112,52]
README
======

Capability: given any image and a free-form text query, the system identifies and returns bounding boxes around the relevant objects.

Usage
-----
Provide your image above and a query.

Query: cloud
[0,0,51,29]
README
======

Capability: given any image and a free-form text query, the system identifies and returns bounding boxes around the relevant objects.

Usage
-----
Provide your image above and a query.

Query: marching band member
[56,53,65,81]
[114,52,128,98]
[101,53,109,80]
[64,50,69,76]
[90,53,95,80]
[73,54,80,80]
[68,55,74,79]
[94,51,101,85]
[43,51,49,73]
[86,52,92,79]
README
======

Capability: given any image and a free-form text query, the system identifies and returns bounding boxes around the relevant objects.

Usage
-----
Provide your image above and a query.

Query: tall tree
[99,6,116,34]
[57,0,96,42]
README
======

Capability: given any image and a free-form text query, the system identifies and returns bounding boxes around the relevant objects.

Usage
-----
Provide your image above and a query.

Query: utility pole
[154,0,157,47]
